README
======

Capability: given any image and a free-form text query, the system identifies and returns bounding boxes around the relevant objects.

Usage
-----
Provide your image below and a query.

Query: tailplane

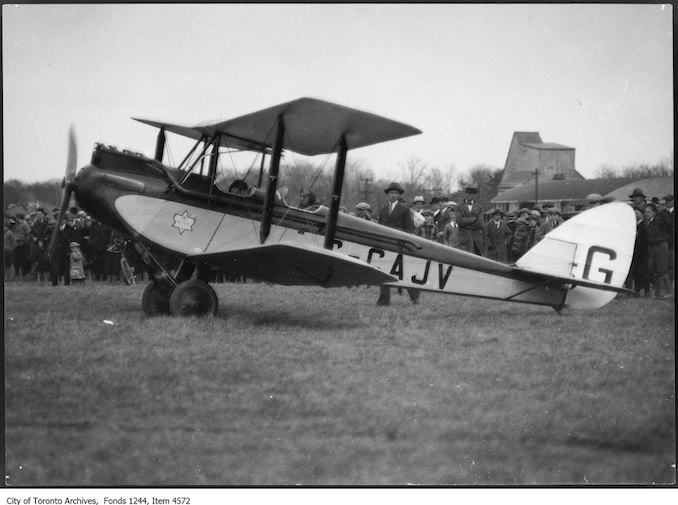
[516,202,636,309]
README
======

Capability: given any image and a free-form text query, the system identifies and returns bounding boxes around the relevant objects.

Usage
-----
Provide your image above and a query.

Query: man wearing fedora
[629,188,646,213]
[455,185,486,256]
[376,182,420,306]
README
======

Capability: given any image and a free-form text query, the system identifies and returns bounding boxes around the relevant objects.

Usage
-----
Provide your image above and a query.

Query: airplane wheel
[141,282,170,317]
[169,279,218,317]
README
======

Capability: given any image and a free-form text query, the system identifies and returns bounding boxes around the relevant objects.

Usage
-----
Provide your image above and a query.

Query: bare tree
[439,163,458,194]
[621,161,674,178]
[457,164,503,207]
[399,156,429,194]
[595,155,674,179]
[595,164,619,178]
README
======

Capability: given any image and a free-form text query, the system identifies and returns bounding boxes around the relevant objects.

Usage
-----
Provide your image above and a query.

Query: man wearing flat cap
[377,182,420,306]
[355,202,373,221]
[434,198,455,243]
[455,184,486,256]
[542,206,563,234]
[411,195,426,231]
[485,209,511,262]
[583,193,603,210]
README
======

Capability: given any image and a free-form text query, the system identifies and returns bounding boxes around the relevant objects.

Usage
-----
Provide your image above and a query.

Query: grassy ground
[3,280,675,486]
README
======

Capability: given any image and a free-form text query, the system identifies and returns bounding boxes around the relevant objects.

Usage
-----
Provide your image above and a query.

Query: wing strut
[257,151,266,188]
[207,133,221,201]
[323,135,348,250]
[260,116,285,243]
[154,127,166,162]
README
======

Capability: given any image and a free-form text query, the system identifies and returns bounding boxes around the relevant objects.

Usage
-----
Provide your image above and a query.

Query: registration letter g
[583,245,616,284]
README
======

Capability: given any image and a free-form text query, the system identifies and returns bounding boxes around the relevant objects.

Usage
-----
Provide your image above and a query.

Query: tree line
[4,152,673,214]
[594,156,673,179]
[3,158,506,213]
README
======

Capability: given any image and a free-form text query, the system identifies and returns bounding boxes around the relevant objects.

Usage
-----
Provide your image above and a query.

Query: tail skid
[515,203,636,309]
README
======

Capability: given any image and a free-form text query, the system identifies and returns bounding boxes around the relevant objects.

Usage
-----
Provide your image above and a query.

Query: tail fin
[516,202,636,309]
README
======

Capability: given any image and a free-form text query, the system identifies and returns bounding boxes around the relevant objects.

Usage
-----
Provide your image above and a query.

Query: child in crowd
[68,242,87,284]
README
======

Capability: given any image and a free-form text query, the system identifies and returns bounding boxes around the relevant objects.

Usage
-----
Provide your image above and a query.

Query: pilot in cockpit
[227,179,250,195]
[298,191,320,210]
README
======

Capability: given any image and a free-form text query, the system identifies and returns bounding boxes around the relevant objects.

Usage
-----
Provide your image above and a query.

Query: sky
[2,3,674,184]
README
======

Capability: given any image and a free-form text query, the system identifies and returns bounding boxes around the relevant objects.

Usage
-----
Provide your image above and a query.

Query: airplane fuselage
[75,144,568,308]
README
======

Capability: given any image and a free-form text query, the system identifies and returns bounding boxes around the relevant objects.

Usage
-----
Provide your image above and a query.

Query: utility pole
[534,168,539,207]
[360,177,372,201]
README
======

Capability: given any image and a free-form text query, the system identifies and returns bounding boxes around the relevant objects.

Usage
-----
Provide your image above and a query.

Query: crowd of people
[4,206,145,286]
[351,183,674,303]
[4,185,674,301]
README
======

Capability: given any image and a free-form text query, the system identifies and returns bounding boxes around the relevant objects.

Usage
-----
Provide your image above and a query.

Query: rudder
[516,202,636,309]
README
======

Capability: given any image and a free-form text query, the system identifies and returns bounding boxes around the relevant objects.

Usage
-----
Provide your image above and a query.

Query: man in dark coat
[485,209,512,262]
[87,218,111,281]
[434,198,455,243]
[629,188,647,213]
[659,194,674,283]
[376,182,419,306]
[50,212,81,286]
[625,209,650,296]
[644,203,671,298]
[455,185,486,256]
[29,207,51,280]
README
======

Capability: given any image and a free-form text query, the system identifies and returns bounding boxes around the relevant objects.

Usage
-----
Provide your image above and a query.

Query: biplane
[49,97,636,317]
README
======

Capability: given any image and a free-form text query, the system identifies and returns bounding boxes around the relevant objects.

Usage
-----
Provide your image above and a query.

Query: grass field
[3,280,675,486]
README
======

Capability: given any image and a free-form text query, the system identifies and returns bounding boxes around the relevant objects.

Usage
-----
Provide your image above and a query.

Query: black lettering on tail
[583,246,616,284]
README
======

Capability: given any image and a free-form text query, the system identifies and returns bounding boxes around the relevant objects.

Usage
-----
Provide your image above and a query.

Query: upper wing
[133,97,421,156]
[189,242,397,287]
[130,117,270,152]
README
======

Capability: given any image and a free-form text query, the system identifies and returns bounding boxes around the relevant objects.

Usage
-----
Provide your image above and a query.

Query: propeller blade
[66,124,77,180]
[47,126,78,261]
[47,184,73,261]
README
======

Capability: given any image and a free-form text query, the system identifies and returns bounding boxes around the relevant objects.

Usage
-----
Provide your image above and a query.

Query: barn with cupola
[490,132,673,215]
[498,131,583,194]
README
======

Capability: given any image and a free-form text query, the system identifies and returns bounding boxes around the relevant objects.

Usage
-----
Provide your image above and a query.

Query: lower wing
[189,242,396,287]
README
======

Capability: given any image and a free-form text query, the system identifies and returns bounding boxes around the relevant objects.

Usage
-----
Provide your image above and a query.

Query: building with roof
[499,132,583,193]
[492,131,673,215]
[492,176,674,215]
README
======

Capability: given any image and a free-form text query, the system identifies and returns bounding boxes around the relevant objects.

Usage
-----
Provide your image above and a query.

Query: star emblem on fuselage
[172,210,196,235]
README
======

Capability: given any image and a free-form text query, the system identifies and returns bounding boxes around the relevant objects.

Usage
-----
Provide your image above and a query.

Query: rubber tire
[169,279,218,317]
[141,282,170,317]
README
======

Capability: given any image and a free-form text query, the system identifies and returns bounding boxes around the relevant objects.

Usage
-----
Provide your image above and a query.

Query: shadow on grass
[221,305,367,331]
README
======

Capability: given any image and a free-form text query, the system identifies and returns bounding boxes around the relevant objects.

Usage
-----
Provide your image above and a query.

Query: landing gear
[141,282,170,317]
[132,240,218,317]
[552,305,563,314]
[169,279,218,317]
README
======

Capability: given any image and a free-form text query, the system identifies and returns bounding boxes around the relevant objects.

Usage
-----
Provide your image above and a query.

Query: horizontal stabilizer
[189,242,397,287]
[512,266,636,294]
